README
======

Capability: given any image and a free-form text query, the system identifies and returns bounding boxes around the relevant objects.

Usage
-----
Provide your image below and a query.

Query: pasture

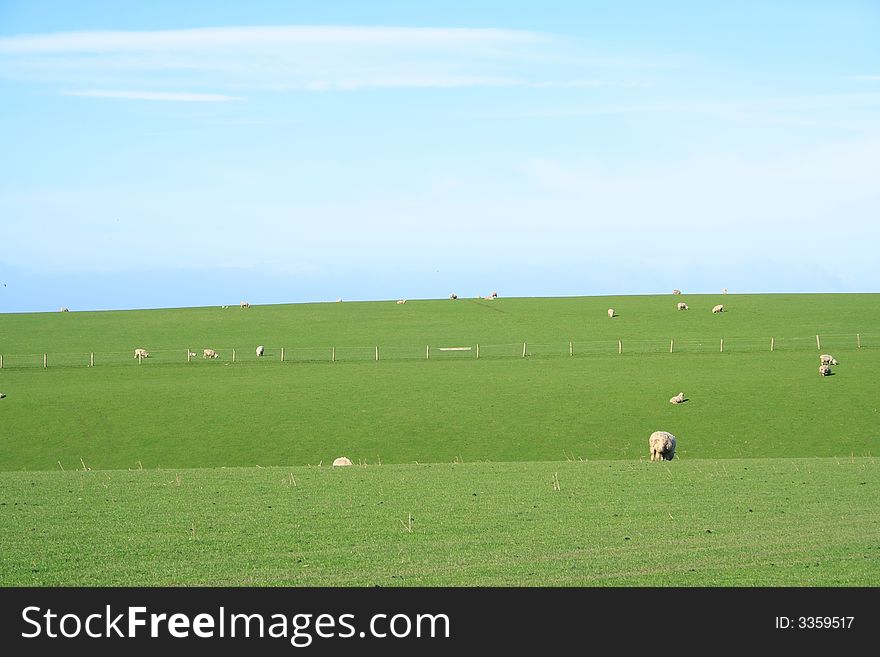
[0,293,878,585]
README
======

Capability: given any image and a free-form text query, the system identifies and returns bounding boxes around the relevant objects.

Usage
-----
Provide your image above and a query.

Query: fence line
[0,333,873,370]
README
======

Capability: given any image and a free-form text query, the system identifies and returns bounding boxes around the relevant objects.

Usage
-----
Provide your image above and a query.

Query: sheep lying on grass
[819,364,832,376]
[820,354,838,366]
[649,431,677,461]
[332,457,353,467]
[669,392,685,404]
[203,349,219,359]
[677,302,688,310]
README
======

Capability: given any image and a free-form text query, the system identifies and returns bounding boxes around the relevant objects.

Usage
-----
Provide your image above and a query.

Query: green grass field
[1,293,878,585]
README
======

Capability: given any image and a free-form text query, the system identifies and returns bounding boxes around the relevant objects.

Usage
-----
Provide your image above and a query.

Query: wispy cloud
[62,90,242,102]
[0,25,650,94]
[849,75,880,81]
[0,26,546,53]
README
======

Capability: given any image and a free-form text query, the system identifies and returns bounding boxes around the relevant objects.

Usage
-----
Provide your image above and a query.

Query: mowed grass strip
[1,458,877,586]
[0,348,877,470]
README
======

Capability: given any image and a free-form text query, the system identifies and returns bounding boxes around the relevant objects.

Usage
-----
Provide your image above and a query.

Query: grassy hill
[0,293,877,585]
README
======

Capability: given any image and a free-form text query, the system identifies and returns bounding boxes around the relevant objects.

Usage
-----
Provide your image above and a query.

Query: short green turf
[1,459,876,586]
[0,293,877,585]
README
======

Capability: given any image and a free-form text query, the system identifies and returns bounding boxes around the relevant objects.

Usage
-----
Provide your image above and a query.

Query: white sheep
[819,354,838,366]
[203,348,219,359]
[672,289,681,295]
[712,304,724,313]
[677,302,688,310]
[256,345,265,357]
[332,456,353,467]
[819,364,832,376]
[449,293,458,300]
[649,431,677,461]
[133,348,150,359]
[240,301,250,308]
[60,307,69,312]
[0,392,6,399]
[607,308,615,318]
[722,288,728,294]
[396,299,407,304]
[669,392,685,404]
[187,351,197,359]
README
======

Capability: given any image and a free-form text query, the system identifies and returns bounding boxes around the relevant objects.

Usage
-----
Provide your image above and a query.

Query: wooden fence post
[90,352,94,367]
[187,349,192,363]
[770,337,775,352]
[618,339,622,355]
[720,338,724,353]
[670,339,674,353]
[816,335,821,350]
[332,347,336,362]
[1,354,4,369]
[375,346,379,361]
[44,353,48,368]
[426,345,430,360]
[857,333,861,349]
[569,341,573,356]
[522,342,527,358]
[281,347,285,362]
[476,344,480,359]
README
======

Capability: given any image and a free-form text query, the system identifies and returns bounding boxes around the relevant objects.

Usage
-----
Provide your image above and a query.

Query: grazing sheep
[607,308,615,318]
[677,302,688,310]
[396,299,407,304]
[133,348,150,359]
[203,348,219,359]
[649,431,677,461]
[819,354,838,366]
[332,456,353,467]
[669,392,685,404]
[240,301,250,308]
[60,307,69,312]
[256,345,264,357]
[672,289,681,295]
[722,288,728,294]
[0,392,6,399]
[336,298,342,303]
[449,293,458,300]
[712,304,724,313]
[819,364,832,376]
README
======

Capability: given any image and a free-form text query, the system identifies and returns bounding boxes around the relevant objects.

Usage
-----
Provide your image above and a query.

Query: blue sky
[1,1,878,312]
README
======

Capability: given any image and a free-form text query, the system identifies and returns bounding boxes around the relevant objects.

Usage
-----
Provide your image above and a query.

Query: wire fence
[0,333,873,371]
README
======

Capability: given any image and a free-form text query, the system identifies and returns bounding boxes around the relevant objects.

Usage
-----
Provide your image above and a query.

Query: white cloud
[0,25,648,93]
[0,26,546,54]
[62,90,242,102]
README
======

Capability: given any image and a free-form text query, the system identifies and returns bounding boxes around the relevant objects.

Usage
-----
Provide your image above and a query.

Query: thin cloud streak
[62,89,243,101]
[0,25,656,92]
[0,25,547,54]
